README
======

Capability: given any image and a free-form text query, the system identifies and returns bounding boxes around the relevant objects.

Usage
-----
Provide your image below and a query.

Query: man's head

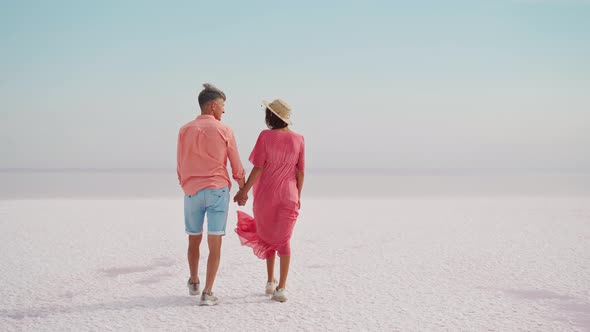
[198,83,226,120]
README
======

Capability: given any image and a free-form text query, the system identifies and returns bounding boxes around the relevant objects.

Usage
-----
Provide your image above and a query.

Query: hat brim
[262,100,292,125]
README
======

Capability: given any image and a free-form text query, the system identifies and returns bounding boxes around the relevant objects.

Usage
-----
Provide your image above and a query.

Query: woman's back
[262,129,304,165]
[250,129,305,206]
[235,99,305,293]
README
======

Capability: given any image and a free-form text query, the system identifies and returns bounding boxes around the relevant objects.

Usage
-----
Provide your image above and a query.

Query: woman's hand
[233,189,248,206]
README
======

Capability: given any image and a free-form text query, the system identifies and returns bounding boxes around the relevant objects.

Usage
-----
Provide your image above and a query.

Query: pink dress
[236,129,305,259]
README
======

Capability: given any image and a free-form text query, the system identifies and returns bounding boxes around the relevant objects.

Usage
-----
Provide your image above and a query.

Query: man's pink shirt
[177,115,245,196]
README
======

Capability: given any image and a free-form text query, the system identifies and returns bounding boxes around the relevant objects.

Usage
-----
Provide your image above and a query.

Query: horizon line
[1,167,589,175]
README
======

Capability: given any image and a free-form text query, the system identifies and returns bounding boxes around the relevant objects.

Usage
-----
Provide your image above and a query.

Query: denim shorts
[184,186,229,236]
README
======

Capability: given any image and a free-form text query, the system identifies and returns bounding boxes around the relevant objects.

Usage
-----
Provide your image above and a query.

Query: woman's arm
[233,166,263,205]
[296,138,305,209]
[296,170,304,208]
[296,170,304,199]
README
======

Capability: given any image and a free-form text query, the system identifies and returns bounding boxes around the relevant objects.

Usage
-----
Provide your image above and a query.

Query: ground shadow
[0,295,195,320]
[100,257,176,278]
[503,288,590,331]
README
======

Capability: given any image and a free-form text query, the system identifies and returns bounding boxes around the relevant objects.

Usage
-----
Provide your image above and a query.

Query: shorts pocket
[209,188,228,198]
[208,188,229,211]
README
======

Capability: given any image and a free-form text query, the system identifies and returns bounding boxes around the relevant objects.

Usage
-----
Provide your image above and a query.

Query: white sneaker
[187,278,200,296]
[200,291,219,306]
[265,279,278,295]
[271,288,288,302]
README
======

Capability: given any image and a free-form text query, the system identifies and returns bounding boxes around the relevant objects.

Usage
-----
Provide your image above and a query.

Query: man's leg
[188,234,202,284]
[184,191,205,290]
[202,187,229,294]
[203,235,222,293]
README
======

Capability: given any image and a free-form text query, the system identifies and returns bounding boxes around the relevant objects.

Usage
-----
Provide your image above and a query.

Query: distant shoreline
[1,167,589,176]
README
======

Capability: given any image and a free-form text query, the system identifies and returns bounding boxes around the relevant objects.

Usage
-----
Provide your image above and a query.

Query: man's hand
[233,189,248,206]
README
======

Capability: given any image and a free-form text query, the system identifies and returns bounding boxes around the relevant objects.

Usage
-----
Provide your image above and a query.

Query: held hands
[233,188,248,206]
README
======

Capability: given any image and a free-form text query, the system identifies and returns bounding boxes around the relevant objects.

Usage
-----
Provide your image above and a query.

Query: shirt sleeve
[176,131,182,184]
[296,136,305,172]
[249,131,267,168]
[227,128,245,181]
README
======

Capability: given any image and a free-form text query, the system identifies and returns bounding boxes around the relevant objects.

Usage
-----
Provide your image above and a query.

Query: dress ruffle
[235,211,275,259]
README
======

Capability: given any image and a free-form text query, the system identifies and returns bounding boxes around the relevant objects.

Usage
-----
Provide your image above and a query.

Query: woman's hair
[265,108,288,130]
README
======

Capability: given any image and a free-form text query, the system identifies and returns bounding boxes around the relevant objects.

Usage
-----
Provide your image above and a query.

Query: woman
[234,99,305,303]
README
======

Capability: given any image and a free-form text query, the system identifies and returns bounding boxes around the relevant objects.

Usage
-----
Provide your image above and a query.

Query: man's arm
[176,132,182,185]
[227,128,246,188]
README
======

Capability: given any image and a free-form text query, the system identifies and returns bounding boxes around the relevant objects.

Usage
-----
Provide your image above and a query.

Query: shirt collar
[197,114,215,120]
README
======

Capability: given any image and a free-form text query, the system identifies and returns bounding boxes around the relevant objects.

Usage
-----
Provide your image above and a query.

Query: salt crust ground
[1,197,589,331]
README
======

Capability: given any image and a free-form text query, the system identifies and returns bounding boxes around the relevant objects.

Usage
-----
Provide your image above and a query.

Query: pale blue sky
[1,0,589,171]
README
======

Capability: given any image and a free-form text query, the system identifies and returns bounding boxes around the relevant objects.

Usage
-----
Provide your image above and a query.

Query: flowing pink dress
[236,129,305,259]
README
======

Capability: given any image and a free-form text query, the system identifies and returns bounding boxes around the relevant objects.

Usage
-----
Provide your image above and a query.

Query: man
[177,83,245,306]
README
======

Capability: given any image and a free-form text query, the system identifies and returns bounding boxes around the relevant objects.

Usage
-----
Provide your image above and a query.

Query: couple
[176,83,305,306]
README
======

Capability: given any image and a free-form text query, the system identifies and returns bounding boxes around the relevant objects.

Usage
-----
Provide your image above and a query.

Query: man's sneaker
[265,279,278,295]
[200,291,219,306]
[187,278,200,296]
[271,288,288,302]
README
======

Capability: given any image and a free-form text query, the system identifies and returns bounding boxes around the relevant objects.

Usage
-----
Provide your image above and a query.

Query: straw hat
[262,99,292,125]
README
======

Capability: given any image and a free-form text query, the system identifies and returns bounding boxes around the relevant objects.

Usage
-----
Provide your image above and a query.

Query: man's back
[177,114,244,196]
[180,83,244,305]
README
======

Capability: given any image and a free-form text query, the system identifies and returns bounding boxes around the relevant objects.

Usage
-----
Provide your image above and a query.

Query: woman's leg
[266,251,276,282]
[278,255,290,289]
